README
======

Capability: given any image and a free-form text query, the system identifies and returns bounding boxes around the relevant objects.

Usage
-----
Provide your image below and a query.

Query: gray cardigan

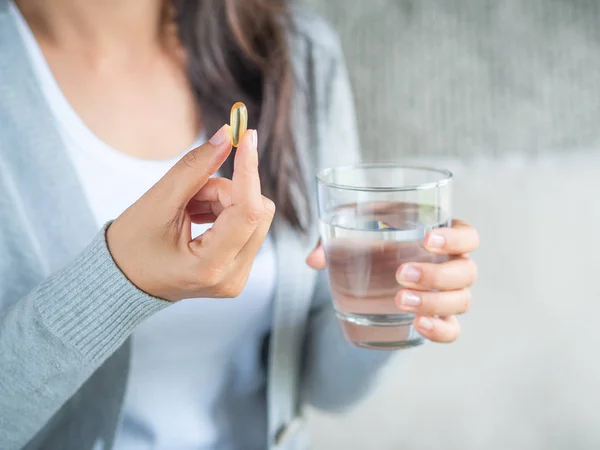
[0,2,392,449]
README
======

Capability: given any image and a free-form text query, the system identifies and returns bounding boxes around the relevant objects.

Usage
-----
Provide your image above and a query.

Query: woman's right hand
[106,125,275,302]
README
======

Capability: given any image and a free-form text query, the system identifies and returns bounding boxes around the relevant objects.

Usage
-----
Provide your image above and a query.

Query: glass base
[336,311,426,350]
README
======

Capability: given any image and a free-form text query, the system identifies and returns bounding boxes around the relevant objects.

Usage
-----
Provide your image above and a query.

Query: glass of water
[316,164,453,350]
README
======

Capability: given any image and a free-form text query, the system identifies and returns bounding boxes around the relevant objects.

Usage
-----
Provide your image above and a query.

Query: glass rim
[316,163,453,192]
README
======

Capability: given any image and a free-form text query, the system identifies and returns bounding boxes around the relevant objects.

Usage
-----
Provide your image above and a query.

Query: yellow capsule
[229,102,248,147]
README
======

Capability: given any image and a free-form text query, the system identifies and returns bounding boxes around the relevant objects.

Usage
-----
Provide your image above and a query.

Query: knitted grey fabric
[302,0,600,159]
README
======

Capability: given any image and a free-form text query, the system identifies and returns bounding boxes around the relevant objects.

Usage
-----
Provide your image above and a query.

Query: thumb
[306,240,327,270]
[157,125,233,205]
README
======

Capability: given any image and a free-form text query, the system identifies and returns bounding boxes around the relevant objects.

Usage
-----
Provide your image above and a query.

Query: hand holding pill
[107,103,276,301]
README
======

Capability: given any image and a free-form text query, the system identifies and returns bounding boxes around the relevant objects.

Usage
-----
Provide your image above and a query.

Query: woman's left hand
[306,219,479,343]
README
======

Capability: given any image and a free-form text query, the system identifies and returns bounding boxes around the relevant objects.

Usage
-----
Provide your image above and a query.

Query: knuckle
[211,289,233,299]
[262,209,275,226]
[218,277,247,298]
[225,285,244,298]
[181,149,199,169]
[165,206,186,231]
[262,197,276,216]
[200,266,226,289]
[242,205,264,225]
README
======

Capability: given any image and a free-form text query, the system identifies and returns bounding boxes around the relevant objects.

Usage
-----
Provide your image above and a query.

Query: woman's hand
[107,126,275,302]
[306,220,479,343]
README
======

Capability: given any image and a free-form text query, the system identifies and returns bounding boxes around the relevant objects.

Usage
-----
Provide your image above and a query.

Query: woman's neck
[15,0,170,61]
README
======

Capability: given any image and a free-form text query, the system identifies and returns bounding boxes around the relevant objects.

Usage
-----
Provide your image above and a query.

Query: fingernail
[401,291,421,307]
[427,234,446,249]
[209,125,229,146]
[251,129,258,149]
[418,317,434,331]
[398,265,421,283]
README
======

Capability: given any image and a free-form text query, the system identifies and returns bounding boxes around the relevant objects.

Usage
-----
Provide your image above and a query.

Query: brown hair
[174,0,308,231]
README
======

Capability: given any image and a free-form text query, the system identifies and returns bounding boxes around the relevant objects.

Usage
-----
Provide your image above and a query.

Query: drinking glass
[316,164,452,350]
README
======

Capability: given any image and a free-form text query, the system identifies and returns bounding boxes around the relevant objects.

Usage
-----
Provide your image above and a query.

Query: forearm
[0,224,167,449]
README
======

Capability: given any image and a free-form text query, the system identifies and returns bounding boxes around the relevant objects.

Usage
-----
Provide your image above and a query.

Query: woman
[0,0,479,449]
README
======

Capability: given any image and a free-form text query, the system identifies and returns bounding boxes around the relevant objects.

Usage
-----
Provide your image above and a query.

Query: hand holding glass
[317,164,452,350]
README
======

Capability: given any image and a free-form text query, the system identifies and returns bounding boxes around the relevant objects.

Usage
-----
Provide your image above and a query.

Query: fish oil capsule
[229,102,248,147]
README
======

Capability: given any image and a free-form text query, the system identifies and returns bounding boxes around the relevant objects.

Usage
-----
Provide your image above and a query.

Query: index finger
[188,130,266,264]
[159,125,232,204]
[424,219,480,255]
[232,129,262,210]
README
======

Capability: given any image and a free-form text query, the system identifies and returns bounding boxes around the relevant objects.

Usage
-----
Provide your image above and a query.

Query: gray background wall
[303,0,600,159]
[300,1,600,449]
